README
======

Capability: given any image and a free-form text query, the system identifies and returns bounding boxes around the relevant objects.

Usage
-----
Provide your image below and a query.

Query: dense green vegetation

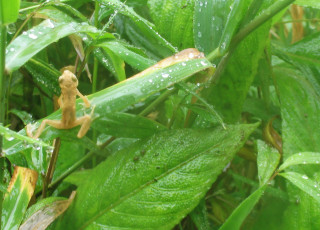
[1,0,320,229]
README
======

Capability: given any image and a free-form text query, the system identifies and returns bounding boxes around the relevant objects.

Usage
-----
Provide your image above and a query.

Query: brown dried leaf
[19,191,76,230]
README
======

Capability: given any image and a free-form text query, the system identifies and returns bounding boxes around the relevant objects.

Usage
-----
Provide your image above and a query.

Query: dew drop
[302,175,309,180]
[10,48,14,52]
[200,61,207,66]
[188,53,195,59]
[198,31,202,38]
[29,34,38,39]
[47,19,55,28]
[162,73,169,78]
[22,31,27,35]
[221,42,226,50]
[181,62,187,66]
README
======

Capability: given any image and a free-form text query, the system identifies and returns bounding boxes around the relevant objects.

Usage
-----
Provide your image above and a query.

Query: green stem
[91,1,100,167]
[48,148,96,190]
[139,89,176,117]
[208,0,294,83]
[0,24,7,230]
[92,1,100,94]
[231,0,295,50]
[206,47,220,62]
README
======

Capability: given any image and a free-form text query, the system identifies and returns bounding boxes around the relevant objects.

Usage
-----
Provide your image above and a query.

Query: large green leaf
[5,20,99,72]
[0,0,20,25]
[276,67,320,229]
[55,123,258,229]
[1,167,38,230]
[148,0,195,50]
[205,0,274,123]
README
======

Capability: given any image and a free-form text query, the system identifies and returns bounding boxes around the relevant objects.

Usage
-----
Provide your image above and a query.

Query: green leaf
[55,123,258,229]
[219,185,267,230]
[0,124,53,154]
[276,67,320,158]
[295,0,320,8]
[279,152,320,171]
[24,58,61,96]
[148,0,195,50]
[218,0,254,54]
[92,112,167,138]
[279,172,320,204]
[1,167,38,230]
[276,66,320,229]
[100,0,177,58]
[205,0,274,123]
[9,109,34,125]
[273,32,320,96]
[190,199,210,230]
[97,46,127,82]
[257,140,280,185]
[0,0,20,25]
[96,40,156,71]
[5,19,99,72]
[194,0,232,55]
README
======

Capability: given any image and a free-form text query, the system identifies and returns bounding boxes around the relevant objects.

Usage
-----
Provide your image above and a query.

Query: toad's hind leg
[73,115,91,138]
[27,119,64,139]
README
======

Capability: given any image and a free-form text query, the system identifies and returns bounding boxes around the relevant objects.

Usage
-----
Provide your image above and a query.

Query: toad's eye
[59,77,64,84]
[71,76,77,82]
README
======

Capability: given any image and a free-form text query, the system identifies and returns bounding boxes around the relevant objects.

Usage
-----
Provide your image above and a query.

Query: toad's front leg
[26,119,65,139]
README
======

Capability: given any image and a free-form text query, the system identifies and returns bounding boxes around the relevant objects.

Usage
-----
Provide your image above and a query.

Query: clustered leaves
[0,0,320,230]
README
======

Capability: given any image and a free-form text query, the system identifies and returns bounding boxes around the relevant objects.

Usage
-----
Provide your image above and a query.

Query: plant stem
[208,0,294,83]
[139,89,176,117]
[0,24,7,230]
[231,0,295,49]
[47,137,115,191]
[92,0,100,95]
[91,1,100,167]
[48,148,96,190]
[42,138,61,198]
